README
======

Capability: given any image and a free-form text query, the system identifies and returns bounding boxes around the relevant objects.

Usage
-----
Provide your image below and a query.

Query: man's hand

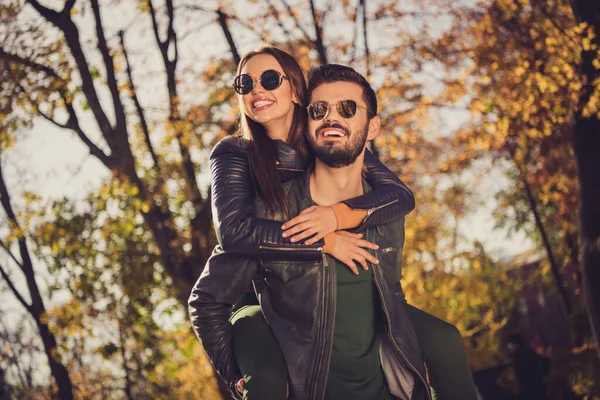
[325,231,379,274]
[281,206,337,245]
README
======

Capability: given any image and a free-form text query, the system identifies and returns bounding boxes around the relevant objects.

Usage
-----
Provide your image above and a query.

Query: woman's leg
[230,305,288,400]
[403,303,479,400]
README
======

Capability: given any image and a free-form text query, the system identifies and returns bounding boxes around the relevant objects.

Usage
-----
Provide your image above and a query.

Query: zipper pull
[361,207,376,224]
[321,252,329,267]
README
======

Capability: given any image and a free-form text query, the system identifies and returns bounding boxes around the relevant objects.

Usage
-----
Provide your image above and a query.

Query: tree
[0,151,74,400]
[567,0,600,359]
[432,0,594,329]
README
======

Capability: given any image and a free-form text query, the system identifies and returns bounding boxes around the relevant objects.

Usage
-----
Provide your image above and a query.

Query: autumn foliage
[0,0,599,398]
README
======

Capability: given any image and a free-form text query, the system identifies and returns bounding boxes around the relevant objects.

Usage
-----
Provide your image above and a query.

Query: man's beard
[308,122,369,168]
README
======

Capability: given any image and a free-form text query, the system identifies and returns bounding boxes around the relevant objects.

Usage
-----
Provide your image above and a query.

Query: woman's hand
[281,206,337,245]
[325,231,379,275]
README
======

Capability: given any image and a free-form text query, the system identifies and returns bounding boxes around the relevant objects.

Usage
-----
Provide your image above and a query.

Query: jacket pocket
[261,261,317,283]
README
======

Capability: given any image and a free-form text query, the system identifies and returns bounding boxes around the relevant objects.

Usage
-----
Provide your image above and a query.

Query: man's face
[306,81,374,168]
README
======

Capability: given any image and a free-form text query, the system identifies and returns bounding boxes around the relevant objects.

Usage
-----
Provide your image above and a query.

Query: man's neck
[309,152,365,206]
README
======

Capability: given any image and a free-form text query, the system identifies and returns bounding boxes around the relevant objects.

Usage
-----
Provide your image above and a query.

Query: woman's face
[239,53,298,140]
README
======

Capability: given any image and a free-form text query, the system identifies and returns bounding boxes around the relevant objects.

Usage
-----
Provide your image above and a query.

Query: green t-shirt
[324,258,392,400]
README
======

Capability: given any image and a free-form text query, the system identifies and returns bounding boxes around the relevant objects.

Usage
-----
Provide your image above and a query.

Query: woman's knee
[241,368,288,400]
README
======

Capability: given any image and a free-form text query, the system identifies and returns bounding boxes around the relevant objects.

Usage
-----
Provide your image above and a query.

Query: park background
[1,0,599,398]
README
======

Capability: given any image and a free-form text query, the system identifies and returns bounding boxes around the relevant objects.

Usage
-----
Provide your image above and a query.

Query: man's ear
[367,116,381,141]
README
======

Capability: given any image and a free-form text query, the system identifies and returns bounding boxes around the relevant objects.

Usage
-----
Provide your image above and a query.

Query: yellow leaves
[514,66,526,77]
[46,298,85,335]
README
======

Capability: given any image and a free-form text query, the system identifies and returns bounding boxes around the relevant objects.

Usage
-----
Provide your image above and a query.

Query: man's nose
[324,112,341,124]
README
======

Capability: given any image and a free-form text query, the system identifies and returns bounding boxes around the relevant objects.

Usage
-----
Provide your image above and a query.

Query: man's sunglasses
[233,69,289,95]
[307,100,371,121]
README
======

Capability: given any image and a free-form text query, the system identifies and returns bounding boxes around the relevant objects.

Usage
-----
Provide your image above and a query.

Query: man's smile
[316,124,350,140]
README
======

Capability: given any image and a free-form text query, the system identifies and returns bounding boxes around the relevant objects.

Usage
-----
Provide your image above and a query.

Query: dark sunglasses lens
[261,70,281,90]
[308,102,329,120]
[338,100,357,118]
[234,74,254,94]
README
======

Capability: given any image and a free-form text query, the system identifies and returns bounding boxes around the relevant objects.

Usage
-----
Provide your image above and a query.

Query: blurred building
[500,248,583,353]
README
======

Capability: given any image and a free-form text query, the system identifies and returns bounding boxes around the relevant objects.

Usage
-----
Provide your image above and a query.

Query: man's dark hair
[307,64,377,118]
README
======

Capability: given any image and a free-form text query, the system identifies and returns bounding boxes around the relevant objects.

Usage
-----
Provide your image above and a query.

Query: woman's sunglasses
[307,100,371,121]
[233,69,289,95]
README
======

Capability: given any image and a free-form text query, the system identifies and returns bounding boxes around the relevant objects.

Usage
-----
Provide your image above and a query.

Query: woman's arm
[188,249,258,399]
[210,136,323,260]
[340,148,415,228]
[282,148,415,244]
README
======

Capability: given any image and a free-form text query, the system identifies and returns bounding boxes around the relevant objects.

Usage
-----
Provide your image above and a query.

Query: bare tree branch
[0,262,32,313]
[63,0,76,14]
[26,0,61,22]
[265,0,295,53]
[37,109,69,129]
[118,31,160,170]
[360,0,371,80]
[90,0,127,133]
[0,46,66,84]
[349,0,361,63]
[166,0,178,66]
[308,0,327,64]
[62,98,112,166]
[216,9,241,65]
[118,322,134,400]
[279,0,313,42]
[183,4,271,44]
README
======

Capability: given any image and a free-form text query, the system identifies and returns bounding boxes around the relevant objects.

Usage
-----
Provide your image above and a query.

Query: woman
[199,46,478,399]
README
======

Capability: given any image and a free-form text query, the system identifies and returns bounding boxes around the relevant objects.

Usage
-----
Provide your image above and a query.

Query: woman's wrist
[322,232,336,254]
[330,203,368,230]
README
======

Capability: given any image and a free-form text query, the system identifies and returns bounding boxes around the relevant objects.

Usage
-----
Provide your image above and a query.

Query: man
[190,64,474,400]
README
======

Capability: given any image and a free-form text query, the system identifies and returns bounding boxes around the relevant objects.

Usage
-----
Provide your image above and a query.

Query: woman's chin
[251,111,276,123]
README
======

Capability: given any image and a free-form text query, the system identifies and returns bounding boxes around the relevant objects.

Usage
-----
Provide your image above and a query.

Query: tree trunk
[569,0,600,359]
[521,175,572,315]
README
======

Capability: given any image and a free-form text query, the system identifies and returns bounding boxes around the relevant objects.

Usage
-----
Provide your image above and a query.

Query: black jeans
[231,300,478,400]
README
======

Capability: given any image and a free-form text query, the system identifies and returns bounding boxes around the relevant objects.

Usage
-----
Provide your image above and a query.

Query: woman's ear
[292,93,299,105]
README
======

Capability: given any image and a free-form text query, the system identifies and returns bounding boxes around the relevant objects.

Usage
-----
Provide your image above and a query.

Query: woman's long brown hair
[236,46,309,216]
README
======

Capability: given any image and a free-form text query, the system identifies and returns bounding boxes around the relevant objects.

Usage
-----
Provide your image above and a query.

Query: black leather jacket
[189,136,422,398]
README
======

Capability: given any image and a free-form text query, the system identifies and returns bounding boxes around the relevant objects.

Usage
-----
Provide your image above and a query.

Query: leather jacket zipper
[362,198,399,224]
[372,258,432,399]
[310,252,335,400]
[275,161,304,172]
[381,247,397,254]
[258,245,323,252]
[277,167,304,172]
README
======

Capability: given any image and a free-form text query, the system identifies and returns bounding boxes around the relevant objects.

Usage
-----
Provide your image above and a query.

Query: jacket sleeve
[188,248,259,399]
[341,148,415,230]
[210,137,322,260]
